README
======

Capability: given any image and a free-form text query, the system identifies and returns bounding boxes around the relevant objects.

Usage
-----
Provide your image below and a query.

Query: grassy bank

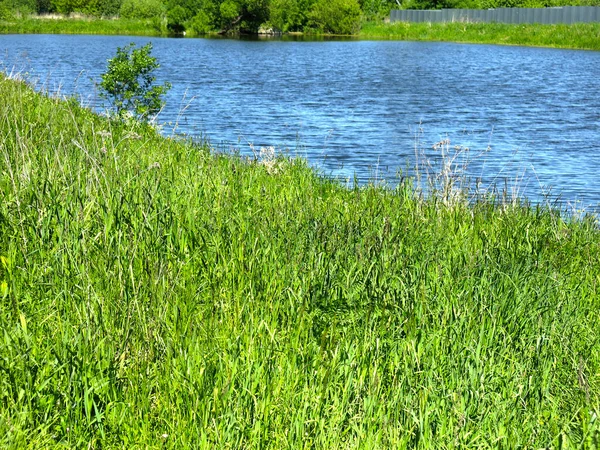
[1,74,599,448]
[3,16,600,51]
[0,16,163,36]
[360,21,600,50]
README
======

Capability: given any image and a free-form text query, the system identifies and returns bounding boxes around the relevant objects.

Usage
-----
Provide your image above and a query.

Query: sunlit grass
[4,15,600,52]
[360,21,600,50]
[0,16,164,36]
[0,74,599,447]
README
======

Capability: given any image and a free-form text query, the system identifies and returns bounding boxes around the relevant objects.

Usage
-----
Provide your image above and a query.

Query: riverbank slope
[1,74,599,447]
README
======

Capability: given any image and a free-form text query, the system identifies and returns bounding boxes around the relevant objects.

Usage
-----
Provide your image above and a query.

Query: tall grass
[0,16,164,36]
[0,74,599,448]
[361,21,600,50]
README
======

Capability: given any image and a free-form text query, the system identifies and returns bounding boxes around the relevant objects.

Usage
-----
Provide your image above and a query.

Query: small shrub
[99,42,171,122]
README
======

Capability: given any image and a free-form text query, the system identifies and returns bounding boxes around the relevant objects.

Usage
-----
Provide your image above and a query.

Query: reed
[0,74,599,448]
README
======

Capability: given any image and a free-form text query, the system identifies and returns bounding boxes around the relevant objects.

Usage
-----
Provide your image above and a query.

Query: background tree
[0,0,36,16]
[308,0,361,34]
[269,0,313,32]
[188,8,215,32]
[120,0,163,18]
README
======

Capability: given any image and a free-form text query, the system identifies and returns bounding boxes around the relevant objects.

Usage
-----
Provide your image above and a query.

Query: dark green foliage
[120,0,164,18]
[166,3,188,29]
[197,0,270,33]
[50,0,102,15]
[359,0,397,20]
[99,42,171,121]
[0,1,14,18]
[97,0,121,15]
[268,0,313,31]
[188,8,214,32]
[239,0,270,31]
[0,0,36,16]
[164,0,201,31]
[308,0,361,34]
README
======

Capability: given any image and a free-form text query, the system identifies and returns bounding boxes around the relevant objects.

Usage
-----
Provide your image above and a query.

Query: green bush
[0,1,15,19]
[358,0,396,20]
[218,0,238,22]
[238,0,269,31]
[268,0,313,32]
[308,0,360,34]
[97,0,122,16]
[0,0,36,16]
[99,42,171,121]
[166,3,189,31]
[188,9,214,32]
[120,0,164,18]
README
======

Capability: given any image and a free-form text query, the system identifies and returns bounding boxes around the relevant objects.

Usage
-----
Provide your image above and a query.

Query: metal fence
[390,6,600,24]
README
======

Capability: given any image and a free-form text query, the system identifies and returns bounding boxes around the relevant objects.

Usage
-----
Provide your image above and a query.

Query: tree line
[1,0,597,34]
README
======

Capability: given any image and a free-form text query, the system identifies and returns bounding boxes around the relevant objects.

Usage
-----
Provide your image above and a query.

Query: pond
[2,34,600,211]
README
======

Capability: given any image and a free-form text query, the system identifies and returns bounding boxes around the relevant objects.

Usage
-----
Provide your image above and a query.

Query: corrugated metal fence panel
[457,9,469,22]
[581,6,597,22]
[564,6,576,24]
[549,7,562,24]
[472,9,485,22]
[390,6,600,24]
[514,8,523,23]
[426,10,440,22]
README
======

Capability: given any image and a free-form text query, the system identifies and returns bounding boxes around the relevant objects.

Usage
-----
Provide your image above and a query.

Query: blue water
[2,34,599,210]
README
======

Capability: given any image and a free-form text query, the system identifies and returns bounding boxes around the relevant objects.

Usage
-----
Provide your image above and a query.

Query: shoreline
[2,16,600,50]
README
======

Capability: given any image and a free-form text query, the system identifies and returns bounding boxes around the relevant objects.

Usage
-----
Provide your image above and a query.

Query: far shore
[2,15,600,50]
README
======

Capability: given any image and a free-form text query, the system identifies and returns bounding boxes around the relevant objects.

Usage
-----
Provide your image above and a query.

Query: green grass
[360,21,600,50]
[4,15,600,51]
[1,73,599,448]
[0,16,164,36]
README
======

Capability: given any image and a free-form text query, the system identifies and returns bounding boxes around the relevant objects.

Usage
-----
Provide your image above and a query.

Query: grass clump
[1,74,600,448]
[360,21,600,50]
